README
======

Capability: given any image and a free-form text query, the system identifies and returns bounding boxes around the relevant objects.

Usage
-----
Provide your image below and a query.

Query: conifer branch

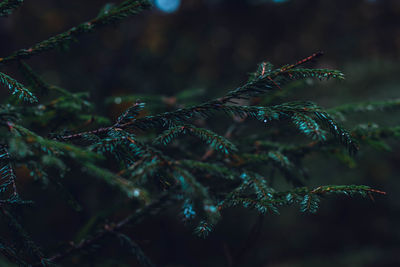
[0,45,390,263]
[291,112,327,141]
[328,98,400,117]
[18,60,94,105]
[314,111,359,154]
[179,160,238,180]
[0,145,19,203]
[0,0,152,64]
[83,162,148,200]
[154,124,237,155]
[353,125,400,140]
[0,71,37,103]
[248,123,400,163]
[9,124,146,199]
[60,54,345,142]
[284,68,344,81]
[11,123,102,161]
[0,0,23,17]
[220,184,386,214]
[240,151,294,169]
[0,0,394,263]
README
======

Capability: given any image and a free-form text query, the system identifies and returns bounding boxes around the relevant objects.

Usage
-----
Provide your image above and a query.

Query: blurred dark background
[1,0,400,266]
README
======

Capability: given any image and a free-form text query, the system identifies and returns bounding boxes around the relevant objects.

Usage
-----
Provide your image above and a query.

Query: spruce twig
[0,0,23,17]
[0,0,152,64]
[60,53,344,141]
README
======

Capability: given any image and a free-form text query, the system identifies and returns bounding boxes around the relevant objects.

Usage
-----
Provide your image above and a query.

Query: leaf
[154,124,237,154]
[117,102,145,124]
[284,68,345,81]
[0,145,17,196]
[0,72,37,103]
[194,220,213,238]
[315,111,359,154]
[299,194,320,213]
[292,113,327,141]
[0,0,24,17]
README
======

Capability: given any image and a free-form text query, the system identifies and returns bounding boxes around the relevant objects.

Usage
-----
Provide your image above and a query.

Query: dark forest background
[1,0,400,266]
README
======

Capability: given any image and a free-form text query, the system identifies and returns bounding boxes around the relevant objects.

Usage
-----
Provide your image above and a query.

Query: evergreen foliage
[0,1,394,265]
[0,0,23,17]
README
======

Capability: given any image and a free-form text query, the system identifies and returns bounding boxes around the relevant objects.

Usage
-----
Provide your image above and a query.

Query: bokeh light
[154,0,181,13]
